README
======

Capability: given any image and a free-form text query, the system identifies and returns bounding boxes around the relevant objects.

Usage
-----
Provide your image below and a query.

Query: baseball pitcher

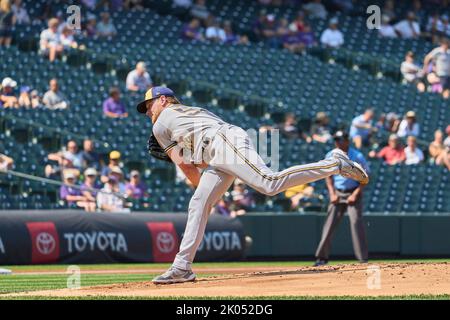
[137,86,369,284]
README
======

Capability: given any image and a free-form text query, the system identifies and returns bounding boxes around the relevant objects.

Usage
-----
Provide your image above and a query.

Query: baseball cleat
[330,148,369,185]
[152,267,196,284]
[313,259,329,267]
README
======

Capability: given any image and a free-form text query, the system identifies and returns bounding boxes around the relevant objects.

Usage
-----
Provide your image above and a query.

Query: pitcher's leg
[172,168,235,270]
[214,130,340,196]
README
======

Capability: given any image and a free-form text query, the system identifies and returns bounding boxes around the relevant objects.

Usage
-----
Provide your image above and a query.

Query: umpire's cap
[136,86,180,114]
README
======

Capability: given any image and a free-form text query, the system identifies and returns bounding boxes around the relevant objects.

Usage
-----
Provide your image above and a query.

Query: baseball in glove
[147,134,173,163]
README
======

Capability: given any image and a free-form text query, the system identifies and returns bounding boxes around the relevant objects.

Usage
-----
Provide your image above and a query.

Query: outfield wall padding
[0,211,245,265]
[238,213,450,257]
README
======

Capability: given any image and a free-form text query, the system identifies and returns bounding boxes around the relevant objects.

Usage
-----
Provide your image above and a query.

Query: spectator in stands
[331,0,354,14]
[223,21,249,45]
[277,18,290,39]
[11,0,29,25]
[440,125,450,170]
[110,166,126,194]
[97,12,117,38]
[401,51,426,92]
[378,15,397,38]
[97,175,128,212]
[0,0,15,47]
[124,0,144,10]
[369,134,405,165]
[423,38,450,99]
[48,140,84,174]
[290,11,305,33]
[84,14,97,38]
[302,0,327,20]
[394,11,421,39]
[125,170,148,199]
[0,77,19,108]
[310,111,332,143]
[40,18,63,62]
[261,14,280,48]
[101,150,122,183]
[0,152,13,171]
[284,183,315,210]
[30,89,41,108]
[181,18,204,41]
[298,24,317,48]
[205,16,226,43]
[59,25,78,50]
[405,136,424,165]
[43,78,69,110]
[426,12,444,44]
[277,112,311,142]
[81,0,97,10]
[397,111,420,138]
[189,0,210,25]
[80,167,101,210]
[60,172,96,212]
[81,139,102,171]
[252,9,267,41]
[320,18,344,48]
[213,198,232,217]
[18,86,31,108]
[429,129,445,164]
[425,63,444,94]
[382,0,396,24]
[103,87,128,118]
[349,108,375,149]
[229,179,254,216]
[376,112,400,134]
[173,0,192,18]
[126,61,153,92]
[282,23,305,54]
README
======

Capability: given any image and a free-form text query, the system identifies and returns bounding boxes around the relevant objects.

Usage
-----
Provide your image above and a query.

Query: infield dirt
[7,262,450,298]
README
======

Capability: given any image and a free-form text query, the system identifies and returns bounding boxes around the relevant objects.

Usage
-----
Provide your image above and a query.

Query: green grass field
[1,259,449,300]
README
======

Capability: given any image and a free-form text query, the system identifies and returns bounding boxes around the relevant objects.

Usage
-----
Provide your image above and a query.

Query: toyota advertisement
[0,211,246,265]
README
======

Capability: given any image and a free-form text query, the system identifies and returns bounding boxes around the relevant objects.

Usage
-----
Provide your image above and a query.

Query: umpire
[314,130,369,266]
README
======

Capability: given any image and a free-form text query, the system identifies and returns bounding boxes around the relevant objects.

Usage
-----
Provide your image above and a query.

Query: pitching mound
[9,262,450,298]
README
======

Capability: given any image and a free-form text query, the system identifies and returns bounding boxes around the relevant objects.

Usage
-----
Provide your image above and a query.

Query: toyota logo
[36,232,56,255]
[156,232,175,253]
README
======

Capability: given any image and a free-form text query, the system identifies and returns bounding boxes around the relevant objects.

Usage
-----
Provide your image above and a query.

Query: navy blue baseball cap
[136,86,180,113]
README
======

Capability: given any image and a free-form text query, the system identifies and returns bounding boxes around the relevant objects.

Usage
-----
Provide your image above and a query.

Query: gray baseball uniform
[153,104,340,271]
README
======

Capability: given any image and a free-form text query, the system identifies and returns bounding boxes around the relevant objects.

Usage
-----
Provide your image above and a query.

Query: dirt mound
[9,263,450,298]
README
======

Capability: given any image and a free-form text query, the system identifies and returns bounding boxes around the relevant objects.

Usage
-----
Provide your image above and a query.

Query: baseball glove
[147,134,173,163]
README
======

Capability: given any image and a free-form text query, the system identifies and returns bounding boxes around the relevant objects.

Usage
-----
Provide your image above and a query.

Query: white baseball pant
[172,125,340,270]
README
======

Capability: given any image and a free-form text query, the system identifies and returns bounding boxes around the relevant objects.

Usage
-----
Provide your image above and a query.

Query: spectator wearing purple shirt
[103,87,128,118]
[125,170,148,199]
[283,24,305,54]
[181,18,204,41]
[299,24,317,48]
[60,172,96,211]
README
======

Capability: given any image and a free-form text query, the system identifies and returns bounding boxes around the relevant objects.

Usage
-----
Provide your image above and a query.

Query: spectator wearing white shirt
[397,111,420,138]
[423,38,450,99]
[126,61,153,92]
[405,136,424,165]
[39,18,63,62]
[400,51,425,92]
[394,12,421,39]
[205,17,226,43]
[378,15,397,38]
[59,25,78,50]
[97,175,129,213]
[11,0,29,24]
[96,12,117,38]
[320,18,344,48]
